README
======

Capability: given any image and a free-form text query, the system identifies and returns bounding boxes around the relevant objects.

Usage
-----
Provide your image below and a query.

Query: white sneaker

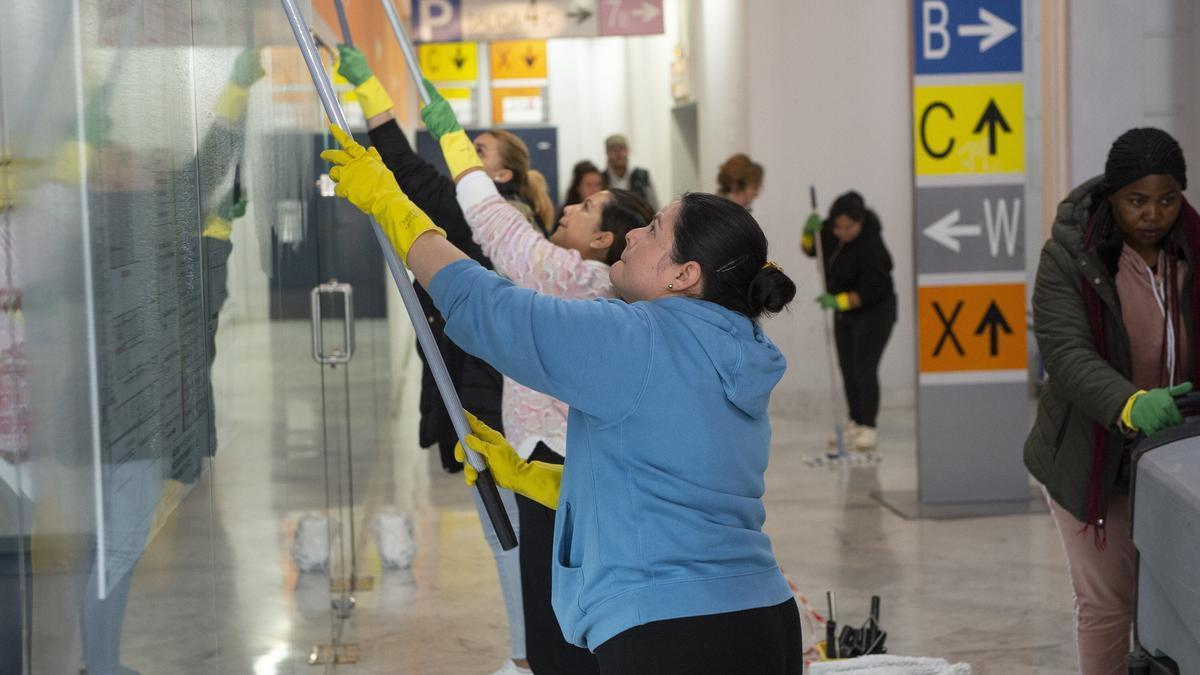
[490,661,533,675]
[828,421,859,448]
[853,426,878,451]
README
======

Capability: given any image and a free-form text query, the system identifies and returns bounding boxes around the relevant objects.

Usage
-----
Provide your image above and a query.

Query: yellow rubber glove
[319,125,445,263]
[354,77,393,119]
[215,49,264,121]
[415,79,481,179]
[336,45,394,119]
[440,129,483,181]
[454,412,562,510]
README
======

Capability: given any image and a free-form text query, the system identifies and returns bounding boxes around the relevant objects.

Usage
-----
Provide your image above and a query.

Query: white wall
[547,30,674,205]
[1068,0,1200,190]
[689,0,749,191]
[746,0,916,411]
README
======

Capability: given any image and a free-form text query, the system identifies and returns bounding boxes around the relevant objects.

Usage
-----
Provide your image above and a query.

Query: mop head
[374,512,416,569]
[292,514,335,572]
[809,654,971,675]
[804,452,882,469]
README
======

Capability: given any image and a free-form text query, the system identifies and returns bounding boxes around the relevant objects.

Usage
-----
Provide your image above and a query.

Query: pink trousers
[1047,492,1136,675]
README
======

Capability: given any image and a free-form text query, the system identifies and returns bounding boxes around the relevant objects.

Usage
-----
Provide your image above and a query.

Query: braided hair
[1079,127,1200,545]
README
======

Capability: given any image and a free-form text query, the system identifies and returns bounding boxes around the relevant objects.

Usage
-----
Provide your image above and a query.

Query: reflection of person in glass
[73,50,261,675]
[1,150,34,675]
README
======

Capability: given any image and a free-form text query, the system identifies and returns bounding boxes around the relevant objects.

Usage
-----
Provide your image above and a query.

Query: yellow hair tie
[761,260,782,272]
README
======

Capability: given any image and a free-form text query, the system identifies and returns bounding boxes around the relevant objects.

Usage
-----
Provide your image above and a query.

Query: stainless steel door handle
[310,281,355,365]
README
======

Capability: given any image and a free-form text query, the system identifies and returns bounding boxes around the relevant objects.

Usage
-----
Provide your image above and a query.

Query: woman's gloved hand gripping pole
[320,125,446,264]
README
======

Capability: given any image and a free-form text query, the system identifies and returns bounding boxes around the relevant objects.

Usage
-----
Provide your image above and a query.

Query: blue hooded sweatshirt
[429,259,793,651]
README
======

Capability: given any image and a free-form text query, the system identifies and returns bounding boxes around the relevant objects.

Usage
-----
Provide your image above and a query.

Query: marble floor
[42,317,1080,674]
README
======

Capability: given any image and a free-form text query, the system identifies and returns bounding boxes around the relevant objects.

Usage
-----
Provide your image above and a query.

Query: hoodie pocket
[552,502,588,636]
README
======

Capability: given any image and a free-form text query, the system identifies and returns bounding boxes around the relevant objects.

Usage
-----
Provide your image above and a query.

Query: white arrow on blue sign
[914,0,1021,75]
[956,8,1017,53]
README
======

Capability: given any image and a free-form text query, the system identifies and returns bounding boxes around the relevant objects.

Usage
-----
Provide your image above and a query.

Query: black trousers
[834,296,896,428]
[517,443,601,675]
[594,598,803,675]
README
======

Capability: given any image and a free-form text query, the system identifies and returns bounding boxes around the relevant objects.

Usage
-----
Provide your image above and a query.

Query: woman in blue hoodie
[322,126,802,673]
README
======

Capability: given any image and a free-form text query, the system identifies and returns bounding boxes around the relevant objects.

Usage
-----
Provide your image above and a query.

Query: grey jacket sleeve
[1033,241,1137,427]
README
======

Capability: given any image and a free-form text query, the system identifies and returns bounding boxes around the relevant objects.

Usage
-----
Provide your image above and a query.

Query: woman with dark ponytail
[1026,127,1198,675]
[324,109,806,672]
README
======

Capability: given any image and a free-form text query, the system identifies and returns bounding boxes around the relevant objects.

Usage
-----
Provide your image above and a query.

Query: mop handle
[333,0,354,47]
[278,0,517,550]
[811,185,830,294]
[380,0,433,106]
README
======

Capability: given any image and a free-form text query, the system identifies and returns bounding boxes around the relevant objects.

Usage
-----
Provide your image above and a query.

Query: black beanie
[1102,127,1188,195]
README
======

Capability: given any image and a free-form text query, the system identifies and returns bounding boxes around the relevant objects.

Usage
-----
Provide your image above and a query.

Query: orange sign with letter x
[918,283,1026,373]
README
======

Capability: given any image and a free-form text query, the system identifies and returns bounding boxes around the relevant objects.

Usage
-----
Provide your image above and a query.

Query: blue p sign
[412,0,462,42]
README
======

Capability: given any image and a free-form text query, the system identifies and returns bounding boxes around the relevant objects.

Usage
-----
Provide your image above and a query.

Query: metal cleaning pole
[812,186,847,458]
[332,0,354,47]
[278,0,517,550]
[379,0,432,106]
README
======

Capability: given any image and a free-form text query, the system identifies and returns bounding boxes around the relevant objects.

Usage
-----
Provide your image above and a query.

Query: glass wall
[1,1,414,672]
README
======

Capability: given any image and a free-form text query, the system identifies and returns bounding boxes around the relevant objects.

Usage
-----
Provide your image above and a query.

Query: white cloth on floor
[809,655,971,675]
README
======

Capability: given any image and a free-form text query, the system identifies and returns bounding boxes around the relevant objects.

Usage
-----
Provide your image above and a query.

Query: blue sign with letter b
[914,0,1021,75]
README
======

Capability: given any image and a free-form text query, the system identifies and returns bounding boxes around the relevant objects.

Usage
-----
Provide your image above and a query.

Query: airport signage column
[908,0,1032,512]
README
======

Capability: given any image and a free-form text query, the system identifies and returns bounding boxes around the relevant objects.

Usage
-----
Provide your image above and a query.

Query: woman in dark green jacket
[1026,128,1199,675]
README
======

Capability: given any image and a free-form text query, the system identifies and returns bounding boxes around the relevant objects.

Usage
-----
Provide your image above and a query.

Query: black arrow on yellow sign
[974,301,1013,356]
[524,46,538,68]
[973,100,1011,156]
[453,47,466,70]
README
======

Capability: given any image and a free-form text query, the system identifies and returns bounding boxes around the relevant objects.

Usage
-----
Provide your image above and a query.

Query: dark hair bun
[747,265,797,317]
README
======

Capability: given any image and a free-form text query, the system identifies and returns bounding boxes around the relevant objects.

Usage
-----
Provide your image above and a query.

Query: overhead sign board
[598,0,664,37]
[913,82,1023,176]
[914,0,1021,74]
[412,0,664,42]
[418,41,479,82]
[490,40,548,80]
[917,184,1024,273]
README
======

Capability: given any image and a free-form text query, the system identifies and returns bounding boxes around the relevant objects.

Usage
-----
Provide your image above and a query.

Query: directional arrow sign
[490,40,548,80]
[957,8,1017,53]
[414,0,617,42]
[918,282,1026,373]
[418,41,479,82]
[567,6,593,24]
[917,185,1025,273]
[914,0,1021,74]
[600,0,664,36]
[974,301,1013,356]
[923,209,981,253]
[973,99,1011,156]
[914,83,1023,175]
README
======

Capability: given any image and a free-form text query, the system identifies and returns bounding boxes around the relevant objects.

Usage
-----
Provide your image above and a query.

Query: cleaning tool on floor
[811,186,847,459]
[809,655,971,675]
